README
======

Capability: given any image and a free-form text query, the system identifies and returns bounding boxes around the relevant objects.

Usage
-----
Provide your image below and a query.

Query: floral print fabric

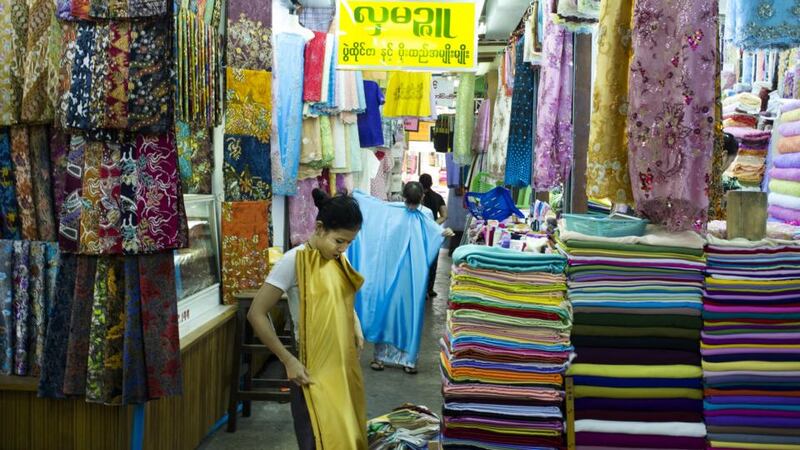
[224,135,273,201]
[533,11,574,190]
[225,68,272,144]
[0,131,20,239]
[226,0,272,70]
[273,33,307,196]
[176,121,212,194]
[63,255,96,395]
[21,0,61,124]
[38,253,76,398]
[487,68,513,180]
[221,201,270,304]
[0,0,27,126]
[586,0,634,204]
[12,240,29,375]
[60,134,188,255]
[10,127,37,240]
[626,0,718,231]
[0,241,14,375]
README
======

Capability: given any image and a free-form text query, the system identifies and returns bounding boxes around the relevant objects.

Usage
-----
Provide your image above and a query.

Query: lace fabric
[726,0,800,50]
[453,73,476,167]
[273,33,307,196]
[487,67,512,180]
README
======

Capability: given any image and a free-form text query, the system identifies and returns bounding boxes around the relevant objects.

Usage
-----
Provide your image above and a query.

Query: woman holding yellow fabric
[248,189,367,449]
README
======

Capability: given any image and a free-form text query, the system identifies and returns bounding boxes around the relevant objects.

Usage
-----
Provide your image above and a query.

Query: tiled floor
[198,250,452,450]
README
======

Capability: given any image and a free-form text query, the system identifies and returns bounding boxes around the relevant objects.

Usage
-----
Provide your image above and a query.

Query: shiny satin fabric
[295,246,367,449]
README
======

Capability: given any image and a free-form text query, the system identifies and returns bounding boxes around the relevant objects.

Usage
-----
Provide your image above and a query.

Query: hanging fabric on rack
[0,130,20,240]
[726,0,800,50]
[176,121,213,195]
[487,67,512,180]
[225,68,272,144]
[383,72,432,118]
[454,73,476,167]
[533,12,573,190]
[221,201,270,304]
[586,0,634,204]
[357,80,385,148]
[472,100,491,154]
[223,134,273,201]
[0,0,28,126]
[226,0,272,71]
[273,32,307,196]
[627,0,718,231]
[505,38,537,188]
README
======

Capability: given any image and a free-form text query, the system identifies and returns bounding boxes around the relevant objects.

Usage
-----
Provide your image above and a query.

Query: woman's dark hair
[312,188,363,231]
[419,174,433,190]
[403,181,424,205]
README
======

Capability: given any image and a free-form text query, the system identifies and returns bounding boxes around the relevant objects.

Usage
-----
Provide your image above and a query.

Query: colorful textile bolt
[221,201,270,304]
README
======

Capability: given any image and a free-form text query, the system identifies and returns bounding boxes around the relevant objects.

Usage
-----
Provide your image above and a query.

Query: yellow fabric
[449,285,565,306]
[783,108,800,123]
[574,386,703,399]
[585,0,634,204]
[296,247,367,450]
[567,364,702,378]
[225,67,272,143]
[709,442,800,450]
[702,361,800,371]
[383,72,432,118]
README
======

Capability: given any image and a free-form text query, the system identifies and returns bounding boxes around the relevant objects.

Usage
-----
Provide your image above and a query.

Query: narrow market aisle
[198,250,451,450]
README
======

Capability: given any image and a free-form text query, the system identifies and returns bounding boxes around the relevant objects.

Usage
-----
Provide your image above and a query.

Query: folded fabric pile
[724,127,772,188]
[441,245,571,449]
[768,101,800,224]
[558,226,708,449]
[723,112,757,129]
[367,404,440,450]
[723,93,763,116]
[703,235,800,450]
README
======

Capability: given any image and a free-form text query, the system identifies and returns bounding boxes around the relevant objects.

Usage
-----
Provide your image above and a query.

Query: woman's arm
[247,283,312,386]
[354,311,364,352]
[436,204,448,225]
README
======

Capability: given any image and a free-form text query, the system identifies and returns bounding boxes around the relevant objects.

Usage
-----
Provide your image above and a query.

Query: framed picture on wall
[408,121,434,142]
[404,117,420,132]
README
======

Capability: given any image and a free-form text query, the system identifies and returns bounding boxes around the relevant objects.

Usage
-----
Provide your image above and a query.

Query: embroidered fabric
[726,0,800,50]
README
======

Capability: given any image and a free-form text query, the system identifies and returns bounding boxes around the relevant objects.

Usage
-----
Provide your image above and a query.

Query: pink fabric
[626,0,718,231]
[770,168,800,182]
[303,32,327,102]
[288,177,320,246]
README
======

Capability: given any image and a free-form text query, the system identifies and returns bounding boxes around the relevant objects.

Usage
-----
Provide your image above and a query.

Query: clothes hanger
[285,13,315,40]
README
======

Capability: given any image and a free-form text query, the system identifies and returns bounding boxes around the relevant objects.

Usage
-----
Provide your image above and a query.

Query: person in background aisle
[365,182,454,374]
[248,189,367,450]
[419,174,448,299]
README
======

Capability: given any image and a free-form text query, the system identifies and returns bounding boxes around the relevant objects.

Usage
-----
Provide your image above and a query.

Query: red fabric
[303,32,327,102]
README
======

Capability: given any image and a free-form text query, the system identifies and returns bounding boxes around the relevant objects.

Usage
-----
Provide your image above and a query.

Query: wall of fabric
[0,0,206,411]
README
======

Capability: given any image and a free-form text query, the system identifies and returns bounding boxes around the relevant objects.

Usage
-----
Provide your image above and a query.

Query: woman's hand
[442,227,455,238]
[284,356,313,386]
[355,330,365,353]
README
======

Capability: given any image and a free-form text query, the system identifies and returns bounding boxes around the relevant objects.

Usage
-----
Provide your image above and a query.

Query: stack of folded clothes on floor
[703,234,800,450]
[441,245,572,450]
[367,404,440,450]
[557,225,708,449]
[724,127,772,188]
[768,101,800,225]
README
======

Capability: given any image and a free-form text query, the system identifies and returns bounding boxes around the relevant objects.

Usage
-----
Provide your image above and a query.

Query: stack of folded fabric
[367,404,440,450]
[558,226,708,449]
[768,101,800,224]
[723,92,763,116]
[441,245,571,450]
[724,127,772,188]
[723,112,758,129]
[703,235,800,450]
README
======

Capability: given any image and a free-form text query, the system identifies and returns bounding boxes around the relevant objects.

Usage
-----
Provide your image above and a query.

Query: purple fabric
[626,0,718,231]
[769,204,800,224]
[288,177,320,246]
[533,10,573,190]
[357,81,385,148]
[707,396,800,405]
[227,0,270,26]
[781,100,800,113]
[446,153,461,188]
[706,416,800,428]
[779,120,800,137]
[725,127,772,140]
[472,100,491,153]
[704,304,800,314]
[773,152,800,169]
[575,433,706,449]
[770,168,800,182]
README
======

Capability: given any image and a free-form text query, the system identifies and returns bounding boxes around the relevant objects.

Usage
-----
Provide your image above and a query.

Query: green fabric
[769,178,800,197]
[575,313,702,329]
[452,245,567,274]
[451,309,571,330]
[449,296,572,320]
[568,363,702,378]
[559,238,706,257]
[573,324,700,339]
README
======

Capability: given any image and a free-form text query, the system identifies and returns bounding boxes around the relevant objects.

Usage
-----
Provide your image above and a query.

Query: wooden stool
[226,290,296,432]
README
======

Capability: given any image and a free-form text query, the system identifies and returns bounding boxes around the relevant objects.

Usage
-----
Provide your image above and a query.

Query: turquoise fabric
[347,191,444,366]
[726,0,800,50]
[452,245,567,274]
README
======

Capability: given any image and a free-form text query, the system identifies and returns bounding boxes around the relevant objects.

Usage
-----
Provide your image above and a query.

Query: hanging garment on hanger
[506,38,537,188]
[273,33,306,196]
[454,73,476,166]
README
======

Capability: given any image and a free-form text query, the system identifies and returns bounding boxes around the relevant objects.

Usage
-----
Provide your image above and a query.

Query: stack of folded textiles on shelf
[724,127,772,188]
[768,101,800,225]
[557,226,708,449]
[703,234,800,450]
[440,245,572,450]
[723,93,763,116]
[723,113,758,129]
